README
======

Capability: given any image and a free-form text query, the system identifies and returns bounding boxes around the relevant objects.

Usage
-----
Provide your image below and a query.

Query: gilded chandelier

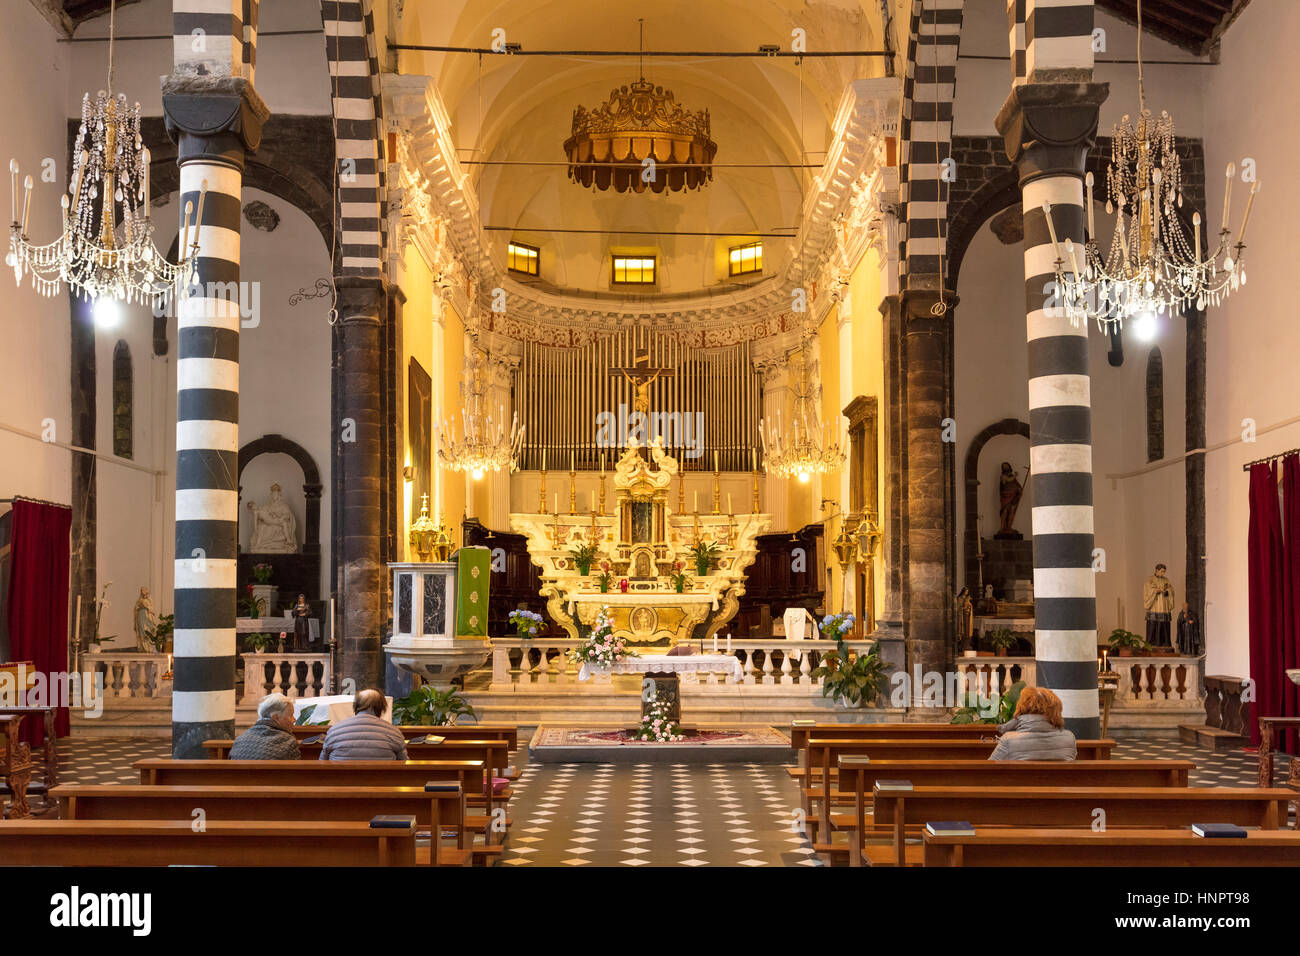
[436,362,524,480]
[759,341,845,483]
[1048,0,1257,333]
[7,0,192,308]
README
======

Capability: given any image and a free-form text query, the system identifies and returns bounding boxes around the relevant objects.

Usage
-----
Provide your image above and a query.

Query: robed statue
[996,462,1026,539]
[247,483,298,553]
[132,586,157,652]
[1143,563,1175,647]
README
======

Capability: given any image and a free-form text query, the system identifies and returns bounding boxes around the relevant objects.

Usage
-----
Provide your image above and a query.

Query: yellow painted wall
[439,303,468,532]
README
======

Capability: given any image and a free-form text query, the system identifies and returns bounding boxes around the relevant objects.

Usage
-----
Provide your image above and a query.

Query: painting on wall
[408,358,433,519]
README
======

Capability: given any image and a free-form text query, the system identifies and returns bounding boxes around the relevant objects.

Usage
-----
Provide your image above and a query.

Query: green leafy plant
[1107,628,1148,652]
[594,560,614,593]
[687,539,723,577]
[251,562,274,585]
[667,561,692,594]
[951,679,1026,724]
[569,541,599,575]
[241,587,266,619]
[245,632,273,652]
[143,613,174,652]
[987,627,1016,653]
[810,638,888,708]
[295,703,322,726]
[392,685,478,727]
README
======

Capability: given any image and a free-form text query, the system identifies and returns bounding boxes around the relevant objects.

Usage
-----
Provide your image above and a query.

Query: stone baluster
[537,647,555,681]
[760,651,774,685]
[779,651,793,686]
[799,653,812,685]
[741,651,756,685]
[112,661,128,699]
[491,645,511,687]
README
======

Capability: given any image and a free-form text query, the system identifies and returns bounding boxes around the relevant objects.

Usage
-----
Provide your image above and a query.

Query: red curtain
[1281,455,1300,753]
[5,499,72,747]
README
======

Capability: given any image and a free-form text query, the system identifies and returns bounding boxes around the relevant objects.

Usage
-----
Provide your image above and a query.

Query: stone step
[1177,723,1249,752]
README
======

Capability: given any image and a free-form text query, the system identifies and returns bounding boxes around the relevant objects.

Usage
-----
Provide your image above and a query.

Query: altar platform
[528,724,796,763]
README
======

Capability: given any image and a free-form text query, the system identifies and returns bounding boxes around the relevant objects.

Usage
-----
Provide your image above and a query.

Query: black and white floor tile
[10,736,1296,860]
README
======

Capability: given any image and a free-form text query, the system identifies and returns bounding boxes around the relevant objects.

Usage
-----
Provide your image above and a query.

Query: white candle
[694,491,698,513]
[74,593,82,645]
[142,147,151,215]
[180,200,193,263]
[1085,171,1095,240]
[20,175,32,236]
[1193,211,1201,261]
[714,450,719,472]
[590,490,596,512]
[193,180,208,246]
[8,159,16,225]
[726,635,732,653]
[329,598,336,640]
[1237,180,1258,245]
[728,493,733,514]
[1042,201,1063,262]
[1222,162,1234,232]
[751,448,757,470]
[541,449,546,472]
[553,493,558,514]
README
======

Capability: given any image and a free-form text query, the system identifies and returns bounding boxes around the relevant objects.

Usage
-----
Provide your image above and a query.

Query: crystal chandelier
[563,22,716,194]
[759,340,845,483]
[436,358,524,480]
[7,0,191,307]
[1048,0,1258,332]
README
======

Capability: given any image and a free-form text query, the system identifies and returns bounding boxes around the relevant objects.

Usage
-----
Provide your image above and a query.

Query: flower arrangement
[667,560,692,594]
[508,608,544,639]
[810,638,888,708]
[819,612,855,640]
[241,585,266,619]
[251,562,274,585]
[569,541,599,575]
[633,692,684,742]
[594,560,614,593]
[568,608,633,669]
[686,539,723,577]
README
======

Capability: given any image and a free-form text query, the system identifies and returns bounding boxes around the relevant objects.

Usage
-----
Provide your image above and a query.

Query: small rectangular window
[728,241,763,276]
[612,255,656,285]
[508,241,540,276]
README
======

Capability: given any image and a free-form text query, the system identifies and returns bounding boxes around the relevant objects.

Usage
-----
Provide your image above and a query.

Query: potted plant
[245,632,273,653]
[507,608,544,639]
[819,612,855,641]
[250,563,278,616]
[569,541,599,576]
[987,627,1016,657]
[392,685,478,726]
[668,561,692,594]
[595,560,614,594]
[810,637,887,708]
[687,539,723,578]
[1107,628,1147,657]
[951,679,1026,724]
[143,613,174,653]
[240,587,267,620]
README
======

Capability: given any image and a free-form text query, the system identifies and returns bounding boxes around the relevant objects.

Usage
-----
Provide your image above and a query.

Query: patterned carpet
[8,734,1295,866]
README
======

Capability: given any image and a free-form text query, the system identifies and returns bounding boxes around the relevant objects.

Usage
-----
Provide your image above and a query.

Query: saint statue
[292,593,312,652]
[132,586,157,652]
[956,586,974,651]
[1176,601,1203,657]
[996,461,1026,539]
[247,483,298,553]
[1143,563,1175,647]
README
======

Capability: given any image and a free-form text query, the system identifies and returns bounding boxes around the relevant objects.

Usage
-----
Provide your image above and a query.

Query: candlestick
[1237,180,1258,245]
[751,470,760,514]
[539,469,547,513]
[542,449,546,472]
[1042,201,1064,263]
[751,447,757,471]
[678,471,685,516]
[73,593,82,649]
[1085,171,1095,240]
[193,180,208,248]
[712,468,720,515]
[728,493,733,515]
[590,489,596,512]
[329,598,336,642]
[20,175,32,237]
[599,473,607,517]
[554,492,558,516]
[8,159,16,226]
[1221,162,1234,232]
[694,491,698,513]
[714,450,719,472]
[568,466,576,514]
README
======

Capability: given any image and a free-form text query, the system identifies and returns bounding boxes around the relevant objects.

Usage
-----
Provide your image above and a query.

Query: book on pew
[422,735,446,744]
[369,815,417,829]
[1191,823,1248,838]
[874,780,914,792]
[925,821,975,836]
[300,735,324,745]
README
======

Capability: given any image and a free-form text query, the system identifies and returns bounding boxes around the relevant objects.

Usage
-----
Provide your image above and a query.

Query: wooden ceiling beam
[25,0,75,37]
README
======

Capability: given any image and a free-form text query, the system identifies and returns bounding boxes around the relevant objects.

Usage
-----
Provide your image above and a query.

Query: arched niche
[963,418,1031,599]
[238,434,323,603]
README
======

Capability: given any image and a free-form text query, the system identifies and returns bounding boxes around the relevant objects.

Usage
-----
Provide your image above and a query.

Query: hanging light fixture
[1049,0,1258,333]
[7,0,196,308]
[436,355,524,479]
[759,340,845,483]
[563,20,716,193]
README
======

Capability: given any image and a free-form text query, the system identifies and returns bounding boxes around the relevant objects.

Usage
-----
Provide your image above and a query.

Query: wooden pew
[822,757,1195,848]
[290,723,520,753]
[52,784,473,867]
[803,737,1116,838]
[866,785,1296,867]
[788,721,997,758]
[923,828,1300,866]
[0,819,418,866]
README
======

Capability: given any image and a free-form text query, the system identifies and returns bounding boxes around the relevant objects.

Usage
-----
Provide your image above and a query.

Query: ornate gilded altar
[511,437,769,644]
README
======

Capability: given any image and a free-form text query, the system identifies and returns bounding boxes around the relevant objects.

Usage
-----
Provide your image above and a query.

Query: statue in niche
[292,593,312,652]
[132,586,158,652]
[1143,563,1174,647]
[955,586,974,651]
[247,483,298,553]
[996,462,1027,539]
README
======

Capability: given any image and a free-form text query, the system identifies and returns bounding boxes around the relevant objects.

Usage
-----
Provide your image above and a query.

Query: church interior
[1,0,1299,885]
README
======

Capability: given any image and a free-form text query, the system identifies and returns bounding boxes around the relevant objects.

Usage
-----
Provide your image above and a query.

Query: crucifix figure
[611,349,674,415]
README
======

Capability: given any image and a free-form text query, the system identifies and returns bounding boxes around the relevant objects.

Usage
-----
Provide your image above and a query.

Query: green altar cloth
[455,547,491,638]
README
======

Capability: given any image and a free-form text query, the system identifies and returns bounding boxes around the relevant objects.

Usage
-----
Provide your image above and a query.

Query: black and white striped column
[166,0,266,757]
[997,0,1104,739]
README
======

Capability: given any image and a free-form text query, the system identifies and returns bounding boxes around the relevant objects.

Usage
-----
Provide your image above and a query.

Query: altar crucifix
[611,349,674,416]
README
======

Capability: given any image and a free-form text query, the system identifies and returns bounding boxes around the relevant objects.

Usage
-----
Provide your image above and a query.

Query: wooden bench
[0,819,418,866]
[788,721,997,758]
[923,828,1300,866]
[864,785,1296,867]
[803,737,1116,838]
[290,723,520,753]
[52,783,474,866]
[821,758,1195,847]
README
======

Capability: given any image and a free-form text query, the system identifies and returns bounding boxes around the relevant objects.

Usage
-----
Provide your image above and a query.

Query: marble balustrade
[83,650,332,705]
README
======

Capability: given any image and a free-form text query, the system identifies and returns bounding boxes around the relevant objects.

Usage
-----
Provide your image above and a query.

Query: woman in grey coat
[989,686,1077,761]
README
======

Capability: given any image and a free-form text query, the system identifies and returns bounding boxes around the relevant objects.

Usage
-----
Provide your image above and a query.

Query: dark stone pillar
[68,295,96,659]
[1185,301,1207,635]
[878,294,905,634]
[335,277,386,691]
[900,288,957,716]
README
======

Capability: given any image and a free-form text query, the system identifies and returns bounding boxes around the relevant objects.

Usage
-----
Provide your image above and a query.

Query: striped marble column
[166,0,267,756]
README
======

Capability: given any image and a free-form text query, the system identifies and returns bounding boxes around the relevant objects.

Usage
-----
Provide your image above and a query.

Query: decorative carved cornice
[384,74,901,345]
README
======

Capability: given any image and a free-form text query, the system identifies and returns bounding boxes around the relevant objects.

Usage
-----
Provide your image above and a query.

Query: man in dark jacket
[229,693,301,759]
[320,689,408,760]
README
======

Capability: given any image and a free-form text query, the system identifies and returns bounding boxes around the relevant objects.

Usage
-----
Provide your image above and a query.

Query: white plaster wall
[1201,0,1300,678]
[0,2,74,510]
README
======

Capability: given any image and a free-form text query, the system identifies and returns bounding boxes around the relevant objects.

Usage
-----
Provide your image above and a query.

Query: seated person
[989,686,1077,761]
[229,693,301,759]
[319,688,408,761]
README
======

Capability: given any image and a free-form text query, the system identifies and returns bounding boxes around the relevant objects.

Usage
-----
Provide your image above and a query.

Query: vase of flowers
[819,611,855,641]
[687,539,723,578]
[668,561,691,594]
[508,608,544,639]
[595,561,613,594]
[569,541,599,576]
[633,691,684,742]
[568,608,633,669]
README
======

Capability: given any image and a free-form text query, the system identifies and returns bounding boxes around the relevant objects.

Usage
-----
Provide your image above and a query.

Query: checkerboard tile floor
[10,735,1296,862]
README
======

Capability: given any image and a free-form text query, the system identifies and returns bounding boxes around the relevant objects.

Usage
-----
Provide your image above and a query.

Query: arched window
[113,341,133,460]
[1146,346,1164,463]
